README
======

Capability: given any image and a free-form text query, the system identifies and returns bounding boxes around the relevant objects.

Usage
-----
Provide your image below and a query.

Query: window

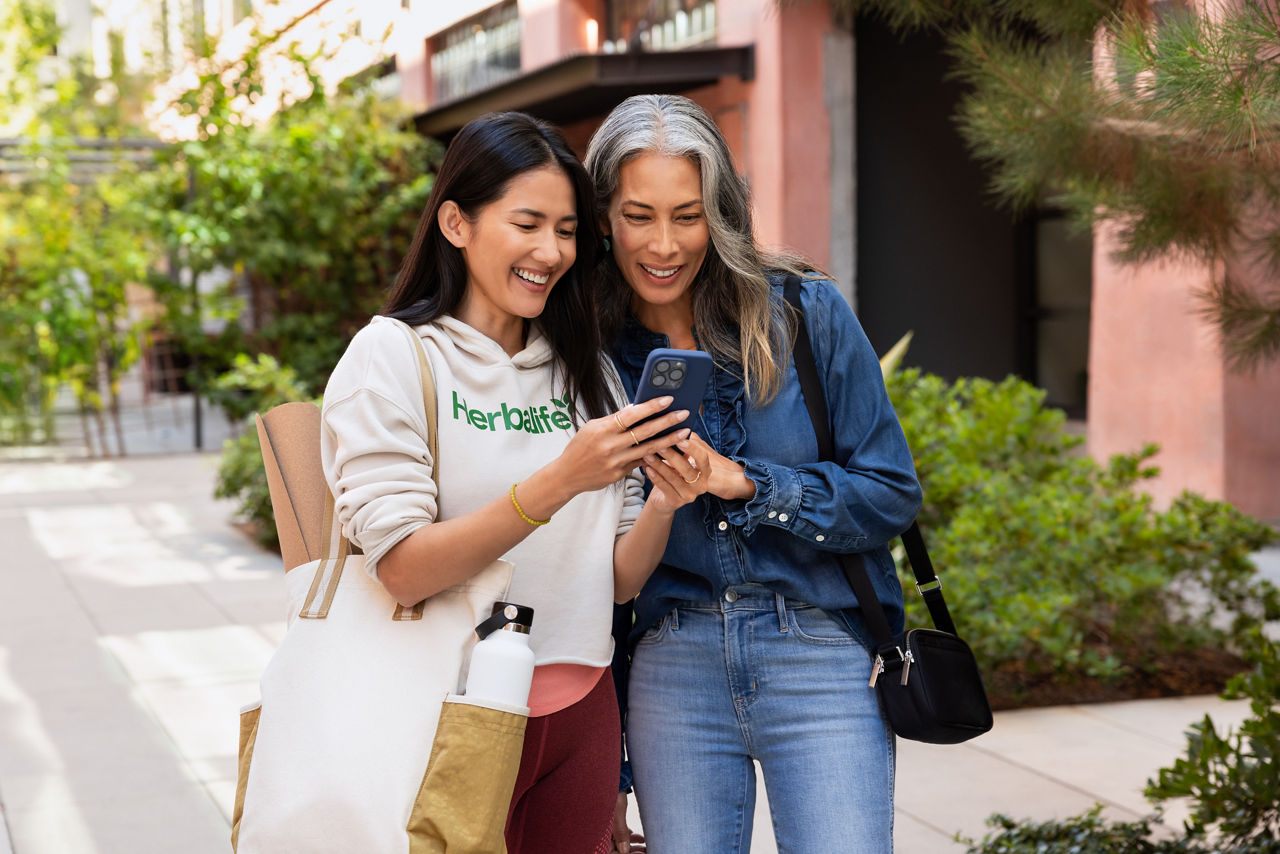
[603,0,716,54]
[429,2,520,103]
[1020,211,1093,417]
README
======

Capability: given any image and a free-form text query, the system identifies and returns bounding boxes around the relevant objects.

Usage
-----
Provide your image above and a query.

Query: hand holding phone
[632,348,713,438]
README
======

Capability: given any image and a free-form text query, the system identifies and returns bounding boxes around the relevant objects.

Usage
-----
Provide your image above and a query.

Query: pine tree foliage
[829,0,1280,369]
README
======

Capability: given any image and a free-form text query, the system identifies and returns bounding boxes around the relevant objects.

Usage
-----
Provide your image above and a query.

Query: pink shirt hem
[527,664,607,717]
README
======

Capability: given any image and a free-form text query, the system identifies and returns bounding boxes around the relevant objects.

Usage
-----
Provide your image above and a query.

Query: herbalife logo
[451,391,573,434]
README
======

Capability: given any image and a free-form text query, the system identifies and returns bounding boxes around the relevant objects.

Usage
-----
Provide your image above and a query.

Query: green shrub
[887,368,1279,686]
[963,807,1204,854]
[889,371,1085,532]
[211,353,313,550]
[214,429,281,550]
[962,634,1280,854]
[1147,628,1280,848]
[208,353,309,424]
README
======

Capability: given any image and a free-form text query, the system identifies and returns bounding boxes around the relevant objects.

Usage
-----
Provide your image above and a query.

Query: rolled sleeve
[323,389,439,579]
[320,320,439,581]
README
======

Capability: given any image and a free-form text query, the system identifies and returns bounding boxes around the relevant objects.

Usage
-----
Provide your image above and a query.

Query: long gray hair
[585,94,807,403]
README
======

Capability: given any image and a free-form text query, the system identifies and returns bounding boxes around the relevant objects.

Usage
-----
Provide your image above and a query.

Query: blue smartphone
[632,348,713,438]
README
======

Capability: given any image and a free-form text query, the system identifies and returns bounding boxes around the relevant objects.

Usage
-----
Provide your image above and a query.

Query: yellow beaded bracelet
[509,482,551,527]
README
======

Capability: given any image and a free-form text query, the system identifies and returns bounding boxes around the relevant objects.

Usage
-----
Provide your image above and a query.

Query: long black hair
[384,112,610,422]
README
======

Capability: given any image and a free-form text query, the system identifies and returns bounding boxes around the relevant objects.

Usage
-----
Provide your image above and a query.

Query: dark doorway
[855,14,1023,382]
[853,15,1091,415]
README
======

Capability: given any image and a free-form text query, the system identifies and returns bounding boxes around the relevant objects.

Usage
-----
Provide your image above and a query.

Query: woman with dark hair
[586,95,922,853]
[321,111,702,853]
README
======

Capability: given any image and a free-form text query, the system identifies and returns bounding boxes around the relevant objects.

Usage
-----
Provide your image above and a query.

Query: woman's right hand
[549,397,692,498]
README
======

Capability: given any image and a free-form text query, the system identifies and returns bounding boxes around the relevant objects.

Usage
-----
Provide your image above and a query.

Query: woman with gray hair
[586,94,922,853]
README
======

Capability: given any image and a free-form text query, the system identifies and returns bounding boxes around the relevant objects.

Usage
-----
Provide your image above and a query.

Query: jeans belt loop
[670,607,680,631]
[774,592,789,632]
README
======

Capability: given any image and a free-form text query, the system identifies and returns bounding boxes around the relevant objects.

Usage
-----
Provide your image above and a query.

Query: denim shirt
[610,275,923,653]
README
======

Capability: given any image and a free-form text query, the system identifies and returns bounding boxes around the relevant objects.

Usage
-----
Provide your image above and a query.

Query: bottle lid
[475,601,535,640]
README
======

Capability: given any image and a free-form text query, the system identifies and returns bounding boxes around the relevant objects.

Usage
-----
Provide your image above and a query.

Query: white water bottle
[465,602,535,708]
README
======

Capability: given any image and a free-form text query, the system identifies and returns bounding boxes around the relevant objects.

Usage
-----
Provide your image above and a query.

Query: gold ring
[683,470,701,484]
[614,413,627,431]
[629,429,640,446]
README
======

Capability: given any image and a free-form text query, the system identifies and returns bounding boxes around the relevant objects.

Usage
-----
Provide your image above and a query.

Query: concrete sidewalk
[0,453,1258,853]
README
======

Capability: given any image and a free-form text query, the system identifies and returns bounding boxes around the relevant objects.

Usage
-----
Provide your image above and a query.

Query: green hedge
[887,369,1279,691]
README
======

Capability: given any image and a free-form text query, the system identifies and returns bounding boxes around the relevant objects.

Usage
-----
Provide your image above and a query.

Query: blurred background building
[27,0,1280,524]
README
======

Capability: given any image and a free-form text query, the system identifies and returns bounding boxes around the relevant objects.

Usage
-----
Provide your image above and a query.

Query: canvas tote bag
[233,319,528,854]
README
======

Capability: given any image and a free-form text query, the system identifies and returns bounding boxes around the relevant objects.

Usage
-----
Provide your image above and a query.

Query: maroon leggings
[505,672,620,854]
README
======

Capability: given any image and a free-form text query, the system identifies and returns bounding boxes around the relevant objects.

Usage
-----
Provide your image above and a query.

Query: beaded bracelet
[509,482,551,527]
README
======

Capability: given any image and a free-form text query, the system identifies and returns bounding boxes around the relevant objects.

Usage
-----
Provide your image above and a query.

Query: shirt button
[767,511,777,518]
[816,534,825,542]
[778,513,789,522]
[717,520,728,532]
[724,589,740,603]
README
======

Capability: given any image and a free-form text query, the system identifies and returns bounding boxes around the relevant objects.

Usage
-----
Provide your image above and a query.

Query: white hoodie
[321,314,643,667]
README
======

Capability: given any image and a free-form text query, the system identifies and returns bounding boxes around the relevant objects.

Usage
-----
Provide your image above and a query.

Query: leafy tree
[0,0,156,453]
[3,2,436,455]
[121,21,438,542]
[827,0,1280,368]
[2,156,152,454]
[0,0,58,122]
[137,23,439,397]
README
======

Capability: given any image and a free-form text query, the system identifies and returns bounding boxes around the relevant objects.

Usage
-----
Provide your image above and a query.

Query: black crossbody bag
[783,275,993,744]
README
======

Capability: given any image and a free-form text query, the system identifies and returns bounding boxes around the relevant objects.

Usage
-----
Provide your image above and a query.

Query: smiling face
[442,164,579,350]
[605,153,709,319]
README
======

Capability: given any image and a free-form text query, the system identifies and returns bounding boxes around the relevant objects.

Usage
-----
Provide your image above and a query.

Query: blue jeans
[627,584,896,854]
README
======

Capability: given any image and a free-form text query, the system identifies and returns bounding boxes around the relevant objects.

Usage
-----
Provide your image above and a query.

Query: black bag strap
[782,274,958,642]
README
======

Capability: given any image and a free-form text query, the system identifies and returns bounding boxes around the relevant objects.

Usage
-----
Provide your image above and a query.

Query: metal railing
[429,2,521,103]
[603,0,717,54]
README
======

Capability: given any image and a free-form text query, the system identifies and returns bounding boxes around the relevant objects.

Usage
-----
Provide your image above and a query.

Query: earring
[602,236,611,252]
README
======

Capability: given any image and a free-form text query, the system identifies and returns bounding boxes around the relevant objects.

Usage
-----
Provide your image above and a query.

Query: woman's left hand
[612,793,646,853]
[676,432,756,501]
[642,433,710,511]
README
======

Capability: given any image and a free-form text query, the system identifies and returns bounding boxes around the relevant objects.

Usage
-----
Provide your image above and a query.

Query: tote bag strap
[299,318,440,620]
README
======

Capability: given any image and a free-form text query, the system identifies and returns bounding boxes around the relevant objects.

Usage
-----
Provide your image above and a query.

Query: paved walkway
[0,453,1264,853]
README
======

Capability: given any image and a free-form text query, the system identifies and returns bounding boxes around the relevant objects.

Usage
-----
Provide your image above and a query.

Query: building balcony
[603,0,717,54]
[429,1,520,104]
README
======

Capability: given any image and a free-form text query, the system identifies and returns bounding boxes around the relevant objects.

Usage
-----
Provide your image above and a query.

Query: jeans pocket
[634,610,676,647]
[787,605,858,647]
